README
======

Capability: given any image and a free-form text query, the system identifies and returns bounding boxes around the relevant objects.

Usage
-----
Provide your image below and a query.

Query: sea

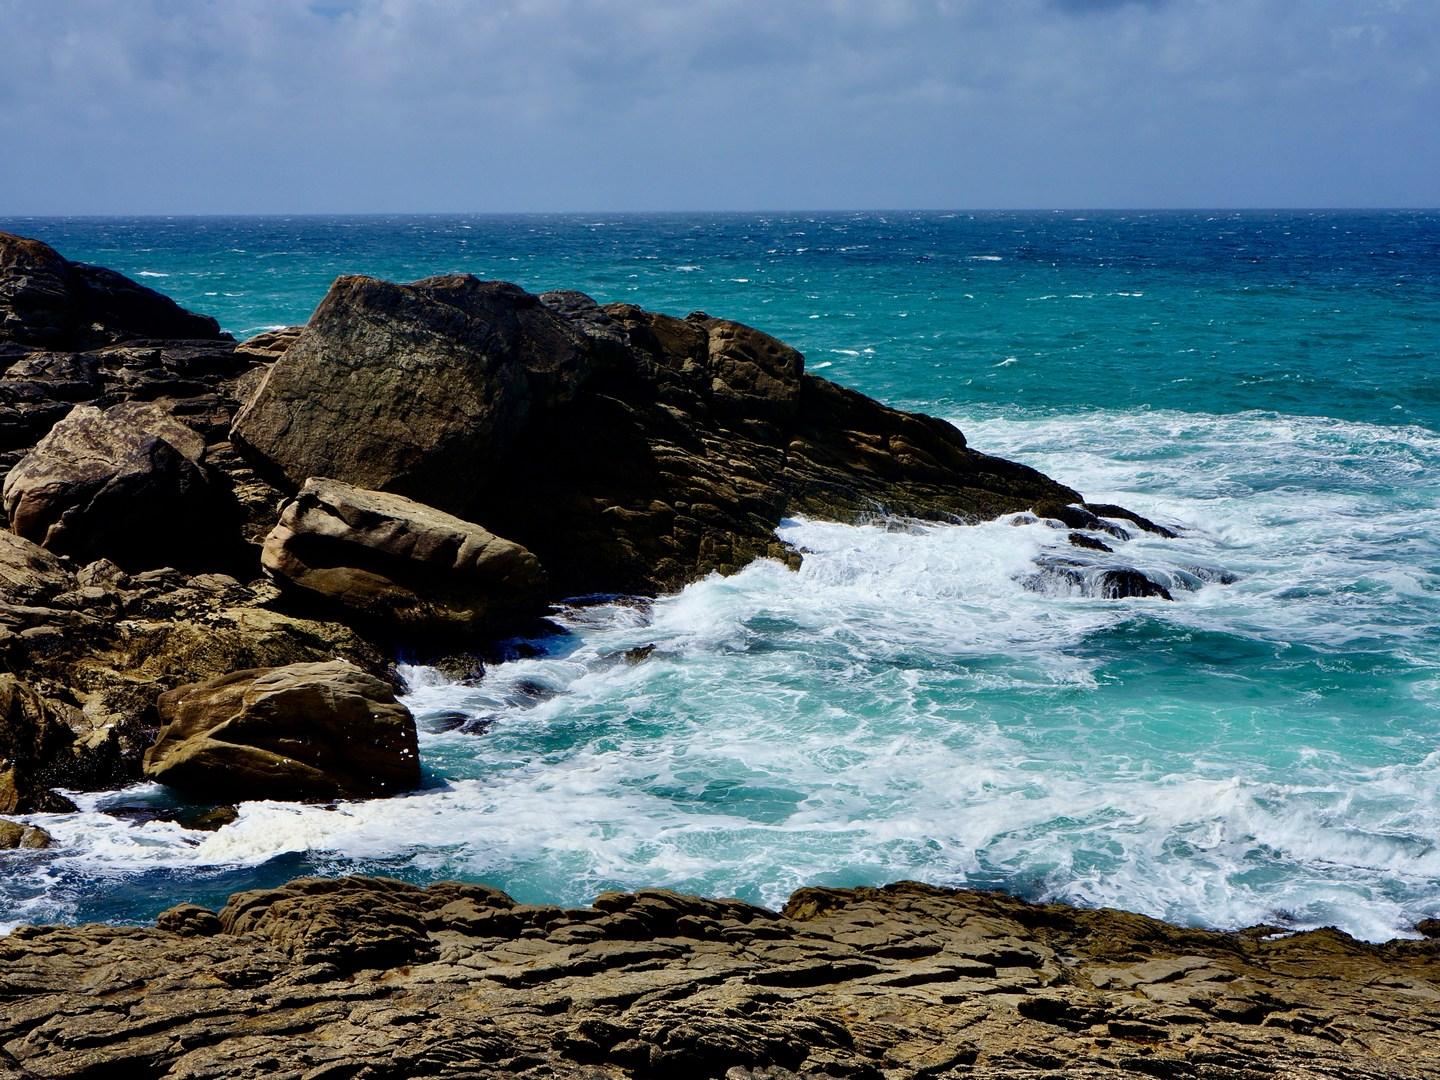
[2,211,1438,942]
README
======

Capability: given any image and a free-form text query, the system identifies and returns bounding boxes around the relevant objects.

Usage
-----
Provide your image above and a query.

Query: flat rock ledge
[2,878,1437,1079]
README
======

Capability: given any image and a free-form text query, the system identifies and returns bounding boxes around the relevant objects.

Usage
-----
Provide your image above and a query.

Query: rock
[0,675,82,813]
[1068,530,1114,552]
[233,274,1087,597]
[261,477,547,637]
[0,816,52,848]
[0,528,74,604]
[2,401,235,569]
[0,231,228,349]
[232,274,594,511]
[690,312,805,420]
[1,877,1437,1079]
[1086,501,1179,538]
[234,326,303,361]
[143,660,419,801]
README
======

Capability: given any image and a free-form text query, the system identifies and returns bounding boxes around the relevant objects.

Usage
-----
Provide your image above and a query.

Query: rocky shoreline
[3,230,1435,1076]
[3,875,1438,1078]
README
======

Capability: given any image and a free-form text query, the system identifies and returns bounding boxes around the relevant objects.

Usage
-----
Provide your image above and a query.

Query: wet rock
[1068,530,1114,552]
[144,660,419,801]
[0,816,51,848]
[261,477,547,638]
[1086,501,1179,538]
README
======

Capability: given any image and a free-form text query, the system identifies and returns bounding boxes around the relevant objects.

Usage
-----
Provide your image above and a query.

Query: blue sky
[1,0,1435,212]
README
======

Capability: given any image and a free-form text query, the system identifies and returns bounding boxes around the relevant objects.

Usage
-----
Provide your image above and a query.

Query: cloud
[0,0,1435,211]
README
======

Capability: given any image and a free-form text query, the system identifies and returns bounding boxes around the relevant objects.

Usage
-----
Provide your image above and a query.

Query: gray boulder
[261,477,546,636]
[143,660,419,802]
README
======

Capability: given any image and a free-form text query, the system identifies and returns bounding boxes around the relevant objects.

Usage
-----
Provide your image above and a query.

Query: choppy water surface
[2,212,1437,939]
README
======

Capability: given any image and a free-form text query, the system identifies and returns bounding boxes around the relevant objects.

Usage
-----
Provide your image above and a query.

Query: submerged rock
[143,659,419,801]
[261,477,547,637]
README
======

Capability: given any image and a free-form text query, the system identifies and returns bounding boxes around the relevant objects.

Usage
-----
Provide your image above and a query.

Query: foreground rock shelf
[2,877,1437,1079]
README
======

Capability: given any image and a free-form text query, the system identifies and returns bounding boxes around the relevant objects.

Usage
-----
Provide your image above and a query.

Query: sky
[0,0,1436,213]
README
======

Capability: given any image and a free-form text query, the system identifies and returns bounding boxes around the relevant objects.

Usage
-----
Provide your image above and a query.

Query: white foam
[7,408,1438,940]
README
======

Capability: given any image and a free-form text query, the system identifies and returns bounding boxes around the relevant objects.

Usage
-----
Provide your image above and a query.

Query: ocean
[2,211,1438,941]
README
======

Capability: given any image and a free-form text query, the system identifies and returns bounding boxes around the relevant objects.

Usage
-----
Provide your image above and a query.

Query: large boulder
[143,660,419,801]
[1,401,232,568]
[0,231,226,349]
[261,477,546,636]
[232,274,594,513]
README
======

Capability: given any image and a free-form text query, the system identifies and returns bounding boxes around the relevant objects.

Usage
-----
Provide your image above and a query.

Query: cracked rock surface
[2,877,1437,1079]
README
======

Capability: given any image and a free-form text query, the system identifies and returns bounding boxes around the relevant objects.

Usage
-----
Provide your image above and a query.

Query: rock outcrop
[235,274,1083,595]
[1,876,1436,1079]
[261,477,547,638]
[0,231,227,350]
[143,659,420,801]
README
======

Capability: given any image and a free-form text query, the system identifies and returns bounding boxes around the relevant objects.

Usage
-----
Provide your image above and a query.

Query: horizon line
[3,206,1439,221]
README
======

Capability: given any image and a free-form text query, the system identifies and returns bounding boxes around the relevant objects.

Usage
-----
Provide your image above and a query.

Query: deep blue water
[2,212,1438,940]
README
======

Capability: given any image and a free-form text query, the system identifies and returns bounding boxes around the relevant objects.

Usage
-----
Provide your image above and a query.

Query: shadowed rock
[2,401,234,569]
[0,231,227,350]
[143,659,419,801]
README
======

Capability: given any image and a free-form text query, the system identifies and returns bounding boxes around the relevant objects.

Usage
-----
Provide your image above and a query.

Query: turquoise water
[3,212,1438,940]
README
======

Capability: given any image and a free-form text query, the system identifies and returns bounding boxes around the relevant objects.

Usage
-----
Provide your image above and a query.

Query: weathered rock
[0,674,83,813]
[261,477,547,637]
[0,816,51,848]
[1,877,1436,1079]
[143,660,419,801]
[0,231,227,350]
[234,325,304,362]
[232,274,594,510]
[2,401,234,568]
[691,312,805,419]
[0,528,73,604]
[233,275,1085,596]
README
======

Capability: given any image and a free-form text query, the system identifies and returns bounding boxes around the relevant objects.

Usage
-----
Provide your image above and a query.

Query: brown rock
[1,877,1437,1079]
[143,659,419,801]
[2,401,233,569]
[261,477,547,636]
[232,274,593,511]
[0,816,51,848]
[0,674,81,813]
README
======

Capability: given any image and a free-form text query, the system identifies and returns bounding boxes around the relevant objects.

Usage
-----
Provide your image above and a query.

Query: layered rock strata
[1,876,1436,1079]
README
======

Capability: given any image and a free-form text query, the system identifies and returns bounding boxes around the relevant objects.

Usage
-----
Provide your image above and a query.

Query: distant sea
[3,211,1438,941]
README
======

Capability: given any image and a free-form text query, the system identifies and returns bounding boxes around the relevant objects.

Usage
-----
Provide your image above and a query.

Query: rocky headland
[2,230,1435,1077]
